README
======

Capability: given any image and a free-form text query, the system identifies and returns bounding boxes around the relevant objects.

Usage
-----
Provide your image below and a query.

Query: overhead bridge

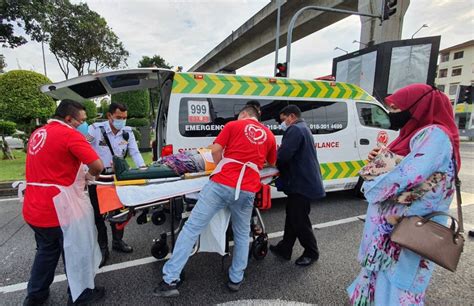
[189,0,408,73]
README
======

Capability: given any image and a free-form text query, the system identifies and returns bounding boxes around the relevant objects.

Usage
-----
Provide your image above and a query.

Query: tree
[111,90,150,119]
[0,54,6,73]
[0,70,55,130]
[0,120,16,159]
[43,2,129,79]
[138,55,172,69]
[0,0,56,48]
[82,100,97,124]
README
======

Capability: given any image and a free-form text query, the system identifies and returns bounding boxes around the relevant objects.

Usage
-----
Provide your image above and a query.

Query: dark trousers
[27,225,64,300]
[277,193,319,258]
[88,185,124,248]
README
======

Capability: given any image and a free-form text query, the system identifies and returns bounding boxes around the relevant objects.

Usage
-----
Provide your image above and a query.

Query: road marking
[0,198,19,203]
[1,195,474,294]
[0,213,365,294]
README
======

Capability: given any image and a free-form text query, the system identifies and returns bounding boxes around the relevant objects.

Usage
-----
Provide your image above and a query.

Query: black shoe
[68,287,105,305]
[23,295,48,306]
[99,247,109,268]
[226,278,244,292]
[295,254,318,266]
[112,240,133,253]
[269,245,291,261]
[469,230,474,238]
[152,280,181,298]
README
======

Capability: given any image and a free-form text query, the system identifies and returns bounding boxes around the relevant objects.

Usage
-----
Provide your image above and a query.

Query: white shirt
[87,121,145,169]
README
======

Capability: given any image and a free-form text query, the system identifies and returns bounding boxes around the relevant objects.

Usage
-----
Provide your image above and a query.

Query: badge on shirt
[99,140,108,146]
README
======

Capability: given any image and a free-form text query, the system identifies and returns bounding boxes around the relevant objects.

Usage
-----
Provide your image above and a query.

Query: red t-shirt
[212,119,277,193]
[23,120,99,227]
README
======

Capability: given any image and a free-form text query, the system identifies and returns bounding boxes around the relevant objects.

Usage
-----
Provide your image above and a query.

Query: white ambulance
[41,68,398,193]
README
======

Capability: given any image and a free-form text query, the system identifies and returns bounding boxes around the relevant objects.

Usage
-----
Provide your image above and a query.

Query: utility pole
[274,0,283,77]
[285,3,390,77]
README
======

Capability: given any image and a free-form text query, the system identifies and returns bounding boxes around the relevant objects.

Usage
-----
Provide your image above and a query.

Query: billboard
[332,36,441,101]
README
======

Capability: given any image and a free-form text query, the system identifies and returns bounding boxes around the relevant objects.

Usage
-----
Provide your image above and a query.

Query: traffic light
[276,62,287,77]
[382,0,397,20]
[458,85,473,104]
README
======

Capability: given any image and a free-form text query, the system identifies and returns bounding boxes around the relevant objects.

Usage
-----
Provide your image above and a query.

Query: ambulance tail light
[161,144,173,157]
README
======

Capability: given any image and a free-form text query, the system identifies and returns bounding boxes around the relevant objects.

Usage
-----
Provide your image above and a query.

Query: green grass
[0,150,27,181]
[0,150,154,182]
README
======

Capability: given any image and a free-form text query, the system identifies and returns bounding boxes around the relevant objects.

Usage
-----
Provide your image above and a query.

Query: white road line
[0,213,364,295]
[1,197,474,294]
[0,198,19,203]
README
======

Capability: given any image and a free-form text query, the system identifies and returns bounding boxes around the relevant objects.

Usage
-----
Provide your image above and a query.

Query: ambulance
[41,68,398,194]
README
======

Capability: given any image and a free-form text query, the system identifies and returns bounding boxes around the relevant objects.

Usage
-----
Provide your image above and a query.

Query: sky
[2,0,473,82]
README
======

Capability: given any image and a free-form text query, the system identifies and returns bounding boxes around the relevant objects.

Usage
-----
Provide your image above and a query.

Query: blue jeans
[163,180,255,284]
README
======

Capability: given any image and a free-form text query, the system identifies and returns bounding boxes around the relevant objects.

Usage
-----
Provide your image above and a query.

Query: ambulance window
[289,100,348,134]
[178,97,288,137]
[356,103,391,129]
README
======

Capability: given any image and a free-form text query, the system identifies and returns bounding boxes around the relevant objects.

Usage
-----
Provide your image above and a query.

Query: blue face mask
[279,121,288,131]
[112,119,126,130]
[76,122,89,136]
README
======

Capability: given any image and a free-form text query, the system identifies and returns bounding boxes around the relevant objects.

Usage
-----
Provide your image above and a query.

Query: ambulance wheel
[151,237,169,259]
[252,238,268,260]
[152,211,166,226]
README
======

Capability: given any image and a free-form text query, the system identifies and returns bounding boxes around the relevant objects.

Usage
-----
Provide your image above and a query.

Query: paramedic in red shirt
[22,100,105,305]
[154,105,277,297]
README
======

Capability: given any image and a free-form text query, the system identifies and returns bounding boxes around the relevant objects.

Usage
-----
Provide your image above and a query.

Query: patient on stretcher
[113,148,216,181]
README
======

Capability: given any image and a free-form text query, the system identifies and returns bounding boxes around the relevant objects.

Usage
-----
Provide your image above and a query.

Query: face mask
[388,110,411,130]
[112,119,126,130]
[76,121,89,136]
[279,121,288,131]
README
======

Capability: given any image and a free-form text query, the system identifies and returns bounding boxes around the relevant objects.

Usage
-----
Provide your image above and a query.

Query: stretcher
[91,167,279,261]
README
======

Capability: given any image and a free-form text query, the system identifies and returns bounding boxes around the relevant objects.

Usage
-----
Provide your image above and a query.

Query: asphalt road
[1,143,473,305]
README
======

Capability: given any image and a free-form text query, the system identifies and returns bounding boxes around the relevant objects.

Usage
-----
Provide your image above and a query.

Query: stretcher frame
[90,168,277,260]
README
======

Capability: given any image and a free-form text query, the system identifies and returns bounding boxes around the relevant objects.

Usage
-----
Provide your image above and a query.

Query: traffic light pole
[285,5,382,77]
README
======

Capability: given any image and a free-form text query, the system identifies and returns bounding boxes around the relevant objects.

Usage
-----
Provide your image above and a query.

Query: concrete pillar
[358,0,410,48]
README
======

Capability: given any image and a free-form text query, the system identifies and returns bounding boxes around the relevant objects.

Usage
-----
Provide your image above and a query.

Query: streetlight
[334,47,349,54]
[411,24,428,39]
[352,39,368,47]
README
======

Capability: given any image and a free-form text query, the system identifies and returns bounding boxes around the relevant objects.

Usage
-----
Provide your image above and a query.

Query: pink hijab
[386,83,461,170]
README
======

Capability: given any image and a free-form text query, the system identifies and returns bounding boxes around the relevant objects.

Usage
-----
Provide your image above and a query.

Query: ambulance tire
[353,177,366,199]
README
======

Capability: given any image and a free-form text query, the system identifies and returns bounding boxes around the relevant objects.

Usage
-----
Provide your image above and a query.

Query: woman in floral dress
[347,83,461,305]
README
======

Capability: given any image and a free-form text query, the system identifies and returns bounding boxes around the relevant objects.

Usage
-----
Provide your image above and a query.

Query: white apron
[18,166,101,302]
[198,157,259,254]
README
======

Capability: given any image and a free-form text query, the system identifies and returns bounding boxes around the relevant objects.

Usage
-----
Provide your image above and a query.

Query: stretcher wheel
[136,210,149,224]
[151,233,169,259]
[251,234,268,260]
[152,211,166,225]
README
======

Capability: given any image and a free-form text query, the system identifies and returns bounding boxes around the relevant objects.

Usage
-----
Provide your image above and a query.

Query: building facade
[435,40,474,138]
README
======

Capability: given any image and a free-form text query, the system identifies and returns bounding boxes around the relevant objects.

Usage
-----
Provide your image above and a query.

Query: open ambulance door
[40,68,174,102]
[41,68,175,158]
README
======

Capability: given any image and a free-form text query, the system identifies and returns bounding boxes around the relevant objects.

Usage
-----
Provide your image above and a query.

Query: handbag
[390,158,465,272]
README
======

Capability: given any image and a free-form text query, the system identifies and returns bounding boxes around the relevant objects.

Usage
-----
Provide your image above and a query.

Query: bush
[82,100,97,124]
[131,128,141,146]
[127,118,150,127]
[111,89,150,118]
[0,70,55,126]
[100,98,109,119]
[0,120,17,136]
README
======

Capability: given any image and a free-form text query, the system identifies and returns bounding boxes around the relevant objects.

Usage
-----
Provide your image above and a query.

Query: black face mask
[388,110,411,130]
[387,87,437,130]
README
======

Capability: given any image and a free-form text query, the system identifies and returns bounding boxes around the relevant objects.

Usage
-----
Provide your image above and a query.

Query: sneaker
[226,278,244,292]
[152,280,180,298]
[68,287,105,305]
